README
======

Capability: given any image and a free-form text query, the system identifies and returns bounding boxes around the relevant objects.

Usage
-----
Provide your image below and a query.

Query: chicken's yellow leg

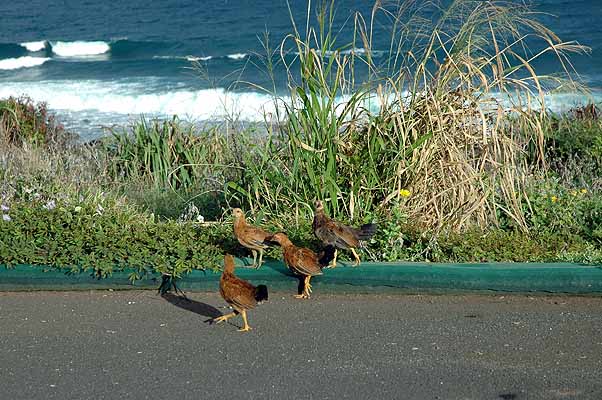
[294,276,313,299]
[238,310,252,332]
[351,248,361,266]
[329,248,338,268]
[305,275,313,294]
[294,277,310,299]
[251,250,257,267]
[212,311,237,324]
[256,249,264,269]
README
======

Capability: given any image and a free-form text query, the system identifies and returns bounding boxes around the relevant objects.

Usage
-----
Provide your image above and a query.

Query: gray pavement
[0,291,601,400]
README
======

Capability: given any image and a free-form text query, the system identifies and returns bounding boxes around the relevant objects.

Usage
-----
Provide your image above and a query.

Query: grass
[231,0,589,234]
[104,117,239,190]
[1,0,601,281]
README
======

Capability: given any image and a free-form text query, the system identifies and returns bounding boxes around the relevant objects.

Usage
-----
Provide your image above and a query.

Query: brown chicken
[211,254,268,332]
[313,200,377,267]
[232,208,274,268]
[269,232,335,299]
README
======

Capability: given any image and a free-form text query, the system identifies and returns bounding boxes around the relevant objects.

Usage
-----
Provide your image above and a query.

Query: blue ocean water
[0,0,600,140]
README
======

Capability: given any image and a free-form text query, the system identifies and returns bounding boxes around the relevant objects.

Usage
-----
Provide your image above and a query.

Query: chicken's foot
[212,311,237,324]
[305,275,313,294]
[238,310,252,332]
[293,276,313,299]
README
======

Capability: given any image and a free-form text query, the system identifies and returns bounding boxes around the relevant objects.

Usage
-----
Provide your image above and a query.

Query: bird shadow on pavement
[162,293,247,329]
[161,293,222,321]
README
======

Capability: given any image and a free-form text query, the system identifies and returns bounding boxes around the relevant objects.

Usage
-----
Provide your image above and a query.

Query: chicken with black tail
[211,254,268,332]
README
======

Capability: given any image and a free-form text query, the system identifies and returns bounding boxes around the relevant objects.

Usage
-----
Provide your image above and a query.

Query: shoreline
[22,88,602,142]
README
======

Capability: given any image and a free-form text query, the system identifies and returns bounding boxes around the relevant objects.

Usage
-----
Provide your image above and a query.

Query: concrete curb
[2,259,602,294]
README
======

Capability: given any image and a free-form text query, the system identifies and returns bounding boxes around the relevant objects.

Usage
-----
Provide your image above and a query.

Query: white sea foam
[152,55,212,61]
[338,47,365,55]
[294,47,385,57]
[0,56,50,70]
[21,41,47,52]
[227,53,247,60]
[0,79,598,125]
[50,41,111,57]
[0,80,281,121]
[188,55,212,61]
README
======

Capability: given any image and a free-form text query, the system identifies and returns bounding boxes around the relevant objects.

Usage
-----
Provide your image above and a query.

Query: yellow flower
[399,189,412,198]
[571,190,577,197]
[551,196,558,203]
[581,188,587,194]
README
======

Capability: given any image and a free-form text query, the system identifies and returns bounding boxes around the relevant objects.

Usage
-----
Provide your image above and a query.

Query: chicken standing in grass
[269,232,335,299]
[313,200,377,267]
[211,254,268,332]
[232,208,274,268]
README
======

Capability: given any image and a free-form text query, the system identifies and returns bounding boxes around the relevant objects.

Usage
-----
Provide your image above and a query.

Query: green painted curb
[2,259,602,294]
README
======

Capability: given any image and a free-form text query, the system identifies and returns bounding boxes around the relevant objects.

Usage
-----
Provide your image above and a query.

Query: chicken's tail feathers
[318,244,337,268]
[357,223,378,240]
[255,284,269,302]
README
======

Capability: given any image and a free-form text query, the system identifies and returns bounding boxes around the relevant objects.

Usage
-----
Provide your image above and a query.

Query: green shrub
[508,177,602,243]
[0,96,72,147]
[1,184,601,282]
[541,110,602,188]
[545,112,602,165]
[0,190,224,281]
[438,230,588,263]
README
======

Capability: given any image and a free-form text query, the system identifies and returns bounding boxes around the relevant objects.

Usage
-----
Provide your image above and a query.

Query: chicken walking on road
[211,254,269,332]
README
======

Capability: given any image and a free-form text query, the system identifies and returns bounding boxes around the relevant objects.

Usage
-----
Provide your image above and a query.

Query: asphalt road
[0,291,601,400]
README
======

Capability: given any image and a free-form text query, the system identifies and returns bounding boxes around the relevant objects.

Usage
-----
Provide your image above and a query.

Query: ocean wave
[152,55,212,61]
[4,38,251,62]
[227,53,248,60]
[294,47,386,57]
[50,41,111,57]
[0,79,598,123]
[338,47,366,56]
[0,56,51,70]
[0,80,279,121]
[20,41,47,52]
[189,55,212,61]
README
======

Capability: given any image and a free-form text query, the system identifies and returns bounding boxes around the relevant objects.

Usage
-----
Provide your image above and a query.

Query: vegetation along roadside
[1,0,602,282]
